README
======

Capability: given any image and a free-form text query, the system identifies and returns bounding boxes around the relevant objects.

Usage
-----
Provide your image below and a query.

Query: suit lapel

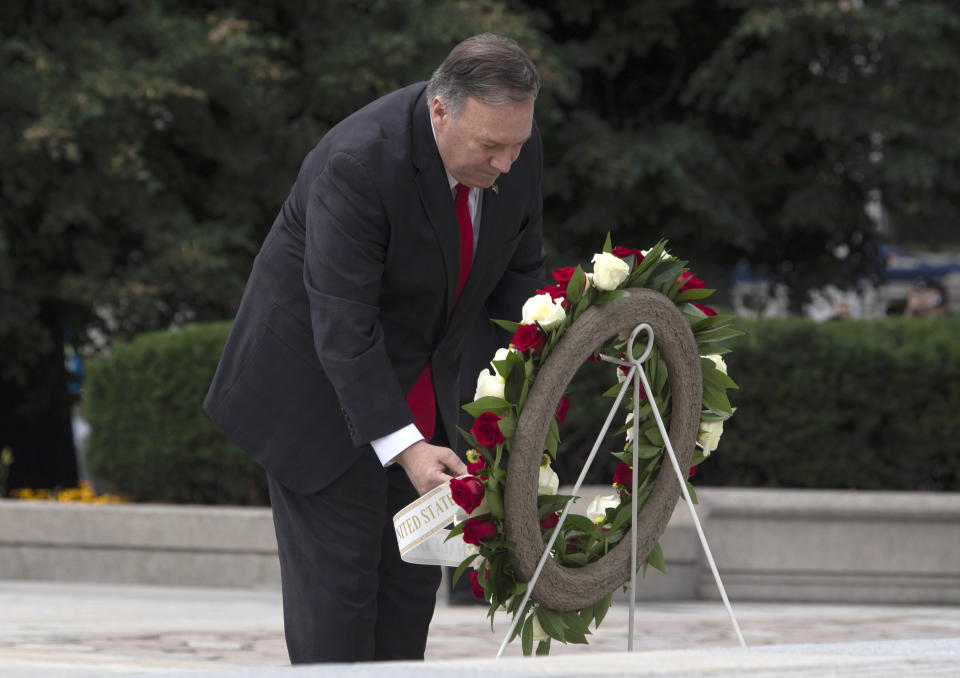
[412,93,459,318]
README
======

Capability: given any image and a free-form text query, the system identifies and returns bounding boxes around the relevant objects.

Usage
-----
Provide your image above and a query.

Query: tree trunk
[1,303,78,492]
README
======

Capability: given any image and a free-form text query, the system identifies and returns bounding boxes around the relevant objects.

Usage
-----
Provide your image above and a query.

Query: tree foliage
[3,0,959,487]
[527,0,960,304]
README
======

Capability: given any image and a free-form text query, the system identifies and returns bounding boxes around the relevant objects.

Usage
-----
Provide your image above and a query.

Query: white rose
[586,493,620,525]
[697,419,724,454]
[705,353,728,375]
[474,368,505,400]
[591,252,630,291]
[538,463,559,495]
[642,247,671,260]
[532,614,550,642]
[624,411,635,443]
[493,347,513,363]
[521,293,567,330]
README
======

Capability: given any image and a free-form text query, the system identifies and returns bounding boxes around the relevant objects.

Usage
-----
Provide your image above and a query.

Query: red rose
[612,246,644,265]
[555,396,570,423]
[467,456,488,476]
[536,284,568,308]
[449,476,485,514]
[462,516,498,545]
[678,271,706,292]
[539,512,560,530]
[552,267,576,285]
[695,303,717,317]
[612,461,632,488]
[510,323,546,354]
[468,570,486,599]
[586,352,603,362]
[470,412,505,448]
[688,465,698,479]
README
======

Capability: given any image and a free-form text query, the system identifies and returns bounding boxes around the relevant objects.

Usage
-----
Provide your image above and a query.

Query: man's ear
[431,97,448,131]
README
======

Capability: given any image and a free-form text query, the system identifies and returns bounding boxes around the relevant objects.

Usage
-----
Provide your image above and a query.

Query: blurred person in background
[904,279,949,317]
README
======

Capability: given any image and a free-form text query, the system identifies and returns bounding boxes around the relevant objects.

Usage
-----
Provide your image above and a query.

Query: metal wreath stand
[497,288,746,657]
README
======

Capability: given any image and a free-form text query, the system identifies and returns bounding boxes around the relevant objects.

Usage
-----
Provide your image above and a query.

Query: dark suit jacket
[204,82,546,493]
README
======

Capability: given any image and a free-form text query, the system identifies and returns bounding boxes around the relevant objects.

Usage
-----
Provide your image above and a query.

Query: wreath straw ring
[505,288,702,611]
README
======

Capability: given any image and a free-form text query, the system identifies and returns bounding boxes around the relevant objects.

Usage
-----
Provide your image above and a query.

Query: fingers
[441,448,468,477]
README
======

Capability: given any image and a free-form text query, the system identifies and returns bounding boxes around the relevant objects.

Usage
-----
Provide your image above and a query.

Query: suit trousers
[267,448,442,663]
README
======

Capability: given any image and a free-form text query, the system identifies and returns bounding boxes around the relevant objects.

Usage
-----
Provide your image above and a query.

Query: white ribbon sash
[394,479,473,567]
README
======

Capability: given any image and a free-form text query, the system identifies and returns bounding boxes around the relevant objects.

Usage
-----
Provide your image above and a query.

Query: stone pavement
[2,580,960,677]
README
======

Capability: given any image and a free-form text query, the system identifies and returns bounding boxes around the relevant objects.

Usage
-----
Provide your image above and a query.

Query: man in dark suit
[204,34,545,663]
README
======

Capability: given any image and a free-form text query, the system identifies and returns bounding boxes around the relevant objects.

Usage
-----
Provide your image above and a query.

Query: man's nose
[490,150,513,173]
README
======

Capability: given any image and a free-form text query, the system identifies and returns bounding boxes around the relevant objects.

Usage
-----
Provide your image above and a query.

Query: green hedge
[694,316,960,491]
[556,316,960,491]
[85,323,268,505]
[85,317,960,504]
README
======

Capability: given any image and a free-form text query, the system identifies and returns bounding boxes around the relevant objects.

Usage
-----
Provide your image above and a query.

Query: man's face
[432,95,534,189]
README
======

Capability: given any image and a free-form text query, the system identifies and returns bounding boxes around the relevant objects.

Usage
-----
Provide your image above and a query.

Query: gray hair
[426,33,540,116]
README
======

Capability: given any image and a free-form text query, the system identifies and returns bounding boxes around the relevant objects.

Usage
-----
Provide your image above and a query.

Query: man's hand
[395,440,468,496]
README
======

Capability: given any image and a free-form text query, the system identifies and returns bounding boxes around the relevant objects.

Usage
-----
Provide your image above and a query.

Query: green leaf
[546,417,560,458]
[477,538,516,550]
[457,426,479,449]
[561,627,589,645]
[560,610,592,636]
[643,424,664,447]
[451,553,479,587]
[445,520,465,541]
[676,287,716,302]
[593,594,612,628]
[462,396,512,417]
[613,444,662,462]
[538,493,576,516]
[562,513,599,534]
[536,640,551,655]
[498,414,517,439]
[603,380,626,398]
[492,359,514,380]
[567,266,585,305]
[504,364,524,404]
[696,327,745,343]
[602,232,613,253]
[492,318,521,333]
[702,381,733,415]
[701,363,740,390]
[521,613,534,656]
[595,289,629,305]
[536,607,567,642]
[485,487,504,519]
[645,542,666,574]
[561,551,590,566]
[651,260,685,285]
[686,481,699,505]
[573,292,591,319]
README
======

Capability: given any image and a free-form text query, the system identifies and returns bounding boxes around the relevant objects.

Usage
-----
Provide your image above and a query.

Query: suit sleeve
[303,151,414,446]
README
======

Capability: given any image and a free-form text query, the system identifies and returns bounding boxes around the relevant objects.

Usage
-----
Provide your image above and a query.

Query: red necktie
[405,183,474,441]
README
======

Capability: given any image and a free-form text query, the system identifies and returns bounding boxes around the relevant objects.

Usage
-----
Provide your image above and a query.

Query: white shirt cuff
[371,424,424,467]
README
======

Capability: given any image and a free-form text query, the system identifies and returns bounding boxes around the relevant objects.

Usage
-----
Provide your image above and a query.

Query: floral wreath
[446,236,741,656]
